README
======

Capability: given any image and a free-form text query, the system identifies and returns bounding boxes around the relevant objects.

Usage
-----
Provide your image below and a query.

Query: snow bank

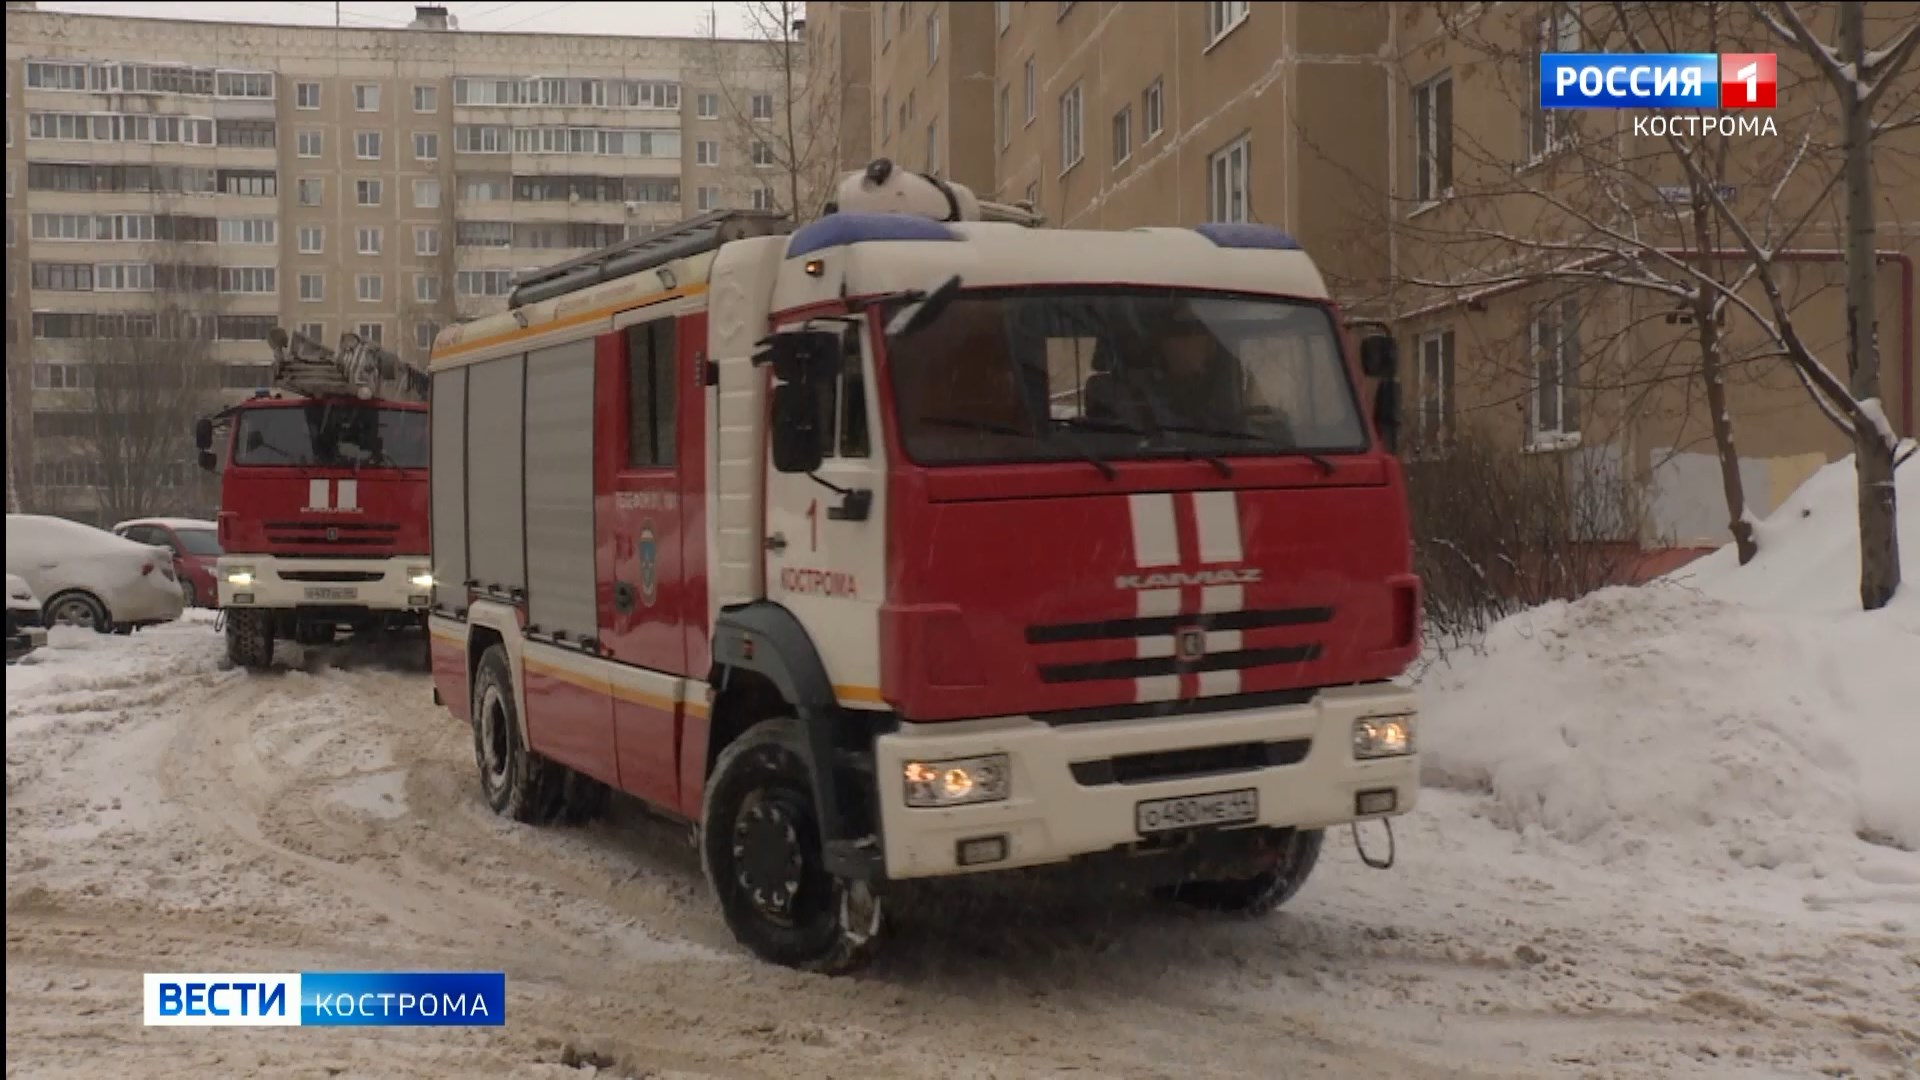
[1418,450,1920,886]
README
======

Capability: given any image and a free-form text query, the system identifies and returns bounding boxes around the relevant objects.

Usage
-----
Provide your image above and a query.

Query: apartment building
[809,0,1919,549]
[5,4,799,519]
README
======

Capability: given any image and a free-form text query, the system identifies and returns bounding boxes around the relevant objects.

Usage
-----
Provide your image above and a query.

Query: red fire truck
[195,329,433,669]
[427,161,1420,973]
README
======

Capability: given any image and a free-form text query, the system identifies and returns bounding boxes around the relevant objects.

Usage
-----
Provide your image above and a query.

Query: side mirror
[1360,335,1398,379]
[1373,378,1402,455]
[194,417,214,451]
[761,329,841,475]
[885,274,963,339]
[197,449,218,473]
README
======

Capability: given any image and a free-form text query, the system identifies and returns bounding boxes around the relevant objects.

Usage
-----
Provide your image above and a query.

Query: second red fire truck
[427,161,1422,973]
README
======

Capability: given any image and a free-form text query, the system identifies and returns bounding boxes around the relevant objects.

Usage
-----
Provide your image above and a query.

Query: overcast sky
[34,1,762,38]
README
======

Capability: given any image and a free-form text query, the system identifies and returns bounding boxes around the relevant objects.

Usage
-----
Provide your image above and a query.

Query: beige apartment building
[810,0,1919,549]
[5,4,798,519]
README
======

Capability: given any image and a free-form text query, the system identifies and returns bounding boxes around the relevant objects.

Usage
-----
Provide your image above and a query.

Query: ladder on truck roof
[508,209,794,310]
[265,326,431,404]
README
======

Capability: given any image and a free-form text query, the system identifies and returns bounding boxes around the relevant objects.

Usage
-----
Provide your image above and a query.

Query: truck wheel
[225,609,275,671]
[1156,828,1325,916]
[471,645,560,823]
[555,770,611,825]
[700,717,885,975]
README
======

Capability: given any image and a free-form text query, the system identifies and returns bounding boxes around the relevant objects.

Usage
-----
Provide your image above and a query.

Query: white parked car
[4,514,186,633]
[6,572,47,663]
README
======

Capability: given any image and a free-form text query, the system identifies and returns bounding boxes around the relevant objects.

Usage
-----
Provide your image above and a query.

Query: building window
[927,13,940,68]
[624,319,677,467]
[881,1,891,42]
[414,274,439,303]
[357,274,383,303]
[751,93,775,121]
[415,321,440,351]
[299,273,324,302]
[751,187,775,211]
[880,92,891,142]
[997,85,1010,150]
[216,119,277,149]
[414,131,439,161]
[996,0,1010,32]
[217,71,275,99]
[1058,1,1077,16]
[354,84,380,112]
[752,140,774,167]
[698,92,718,119]
[927,118,939,174]
[298,226,324,254]
[1529,300,1580,444]
[413,84,437,112]
[298,178,324,207]
[219,267,277,295]
[356,322,383,345]
[95,263,153,292]
[356,131,382,160]
[296,82,320,110]
[900,91,913,133]
[1024,58,1036,124]
[1208,135,1250,223]
[1528,5,1581,162]
[697,140,718,165]
[1144,79,1164,140]
[298,322,325,342]
[297,129,322,158]
[697,186,718,212]
[1059,82,1083,173]
[356,179,382,206]
[414,227,440,256]
[357,226,382,255]
[1417,329,1456,448]
[1112,105,1132,166]
[219,218,276,245]
[1414,74,1453,204]
[1207,1,1250,45]
[414,178,441,208]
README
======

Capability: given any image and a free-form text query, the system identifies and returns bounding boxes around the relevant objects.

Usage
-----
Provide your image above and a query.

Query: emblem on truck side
[1113,568,1263,589]
[638,524,658,608]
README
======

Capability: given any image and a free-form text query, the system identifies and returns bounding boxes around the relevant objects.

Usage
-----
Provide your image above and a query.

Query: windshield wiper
[1155,424,1338,477]
[1060,415,1234,478]
[921,415,1117,480]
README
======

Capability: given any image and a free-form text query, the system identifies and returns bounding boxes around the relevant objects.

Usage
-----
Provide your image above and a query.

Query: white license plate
[304,586,357,601]
[1135,788,1259,835]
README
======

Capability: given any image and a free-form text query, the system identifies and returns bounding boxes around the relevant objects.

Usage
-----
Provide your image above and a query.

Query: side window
[836,333,870,458]
[624,319,677,467]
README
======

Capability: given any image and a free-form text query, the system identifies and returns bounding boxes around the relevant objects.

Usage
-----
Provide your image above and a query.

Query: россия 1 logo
[1539,52,1779,136]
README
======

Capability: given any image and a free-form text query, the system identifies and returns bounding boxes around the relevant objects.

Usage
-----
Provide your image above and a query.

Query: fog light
[232,592,255,605]
[409,595,429,607]
[1356,788,1398,815]
[956,835,1008,867]
[1353,715,1414,759]
[904,754,1010,807]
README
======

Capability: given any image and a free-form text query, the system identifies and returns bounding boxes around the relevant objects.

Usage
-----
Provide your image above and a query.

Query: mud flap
[1351,818,1396,869]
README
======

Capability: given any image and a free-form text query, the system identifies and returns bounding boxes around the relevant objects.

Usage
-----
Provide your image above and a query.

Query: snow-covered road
[6,600,1915,1079]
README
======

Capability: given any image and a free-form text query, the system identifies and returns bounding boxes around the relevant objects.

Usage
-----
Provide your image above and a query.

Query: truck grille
[1028,605,1332,687]
[279,570,386,583]
[1070,739,1312,786]
[263,521,401,553]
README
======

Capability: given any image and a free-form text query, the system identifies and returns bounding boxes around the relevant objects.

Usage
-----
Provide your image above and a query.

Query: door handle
[765,532,788,554]
[613,581,635,613]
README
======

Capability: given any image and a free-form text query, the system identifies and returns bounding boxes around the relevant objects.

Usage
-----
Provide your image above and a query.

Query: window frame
[1413,72,1454,205]
[1207,134,1251,224]
[1059,81,1084,175]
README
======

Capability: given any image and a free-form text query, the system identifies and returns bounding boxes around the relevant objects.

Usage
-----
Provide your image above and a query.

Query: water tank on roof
[823,158,983,223]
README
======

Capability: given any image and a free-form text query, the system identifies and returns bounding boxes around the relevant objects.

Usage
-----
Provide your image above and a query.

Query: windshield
[884,288,1370,467]
[176,529,223,556]
[231,405,429,469]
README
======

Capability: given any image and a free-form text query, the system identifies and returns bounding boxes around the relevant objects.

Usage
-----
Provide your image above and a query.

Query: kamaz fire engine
[195,328,433,670]
[426,160,1421,973]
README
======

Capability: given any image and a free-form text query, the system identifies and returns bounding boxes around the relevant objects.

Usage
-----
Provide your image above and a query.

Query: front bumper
[873,683,1418,880]
[216,555,431,613]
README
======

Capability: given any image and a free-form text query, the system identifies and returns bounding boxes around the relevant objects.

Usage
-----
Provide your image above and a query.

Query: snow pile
[1418,450,1920,885]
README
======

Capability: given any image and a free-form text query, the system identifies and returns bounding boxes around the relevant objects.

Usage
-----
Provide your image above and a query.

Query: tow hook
[1350,818,1395,870]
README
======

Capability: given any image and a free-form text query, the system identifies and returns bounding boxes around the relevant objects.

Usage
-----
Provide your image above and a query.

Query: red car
[113,517,223,610]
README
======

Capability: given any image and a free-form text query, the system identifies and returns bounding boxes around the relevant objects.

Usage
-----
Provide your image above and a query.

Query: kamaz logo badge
[1114,568,1262,590]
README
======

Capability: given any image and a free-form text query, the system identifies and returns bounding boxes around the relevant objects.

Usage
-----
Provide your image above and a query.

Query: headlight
[408,568,435,590]
[1353,715,1414,759]
[904,754,1011,808]
[225,566,255,587]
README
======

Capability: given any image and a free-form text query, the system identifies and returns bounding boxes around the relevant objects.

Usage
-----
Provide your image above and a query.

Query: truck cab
[198,392,432,668]
[427,163,1419,974]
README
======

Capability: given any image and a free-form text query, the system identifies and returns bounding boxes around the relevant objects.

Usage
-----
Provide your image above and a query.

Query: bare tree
[699,1,842,221]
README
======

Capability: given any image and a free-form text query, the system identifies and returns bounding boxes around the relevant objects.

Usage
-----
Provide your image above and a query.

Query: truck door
[600,312,700,810]
[762,319,887,708]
